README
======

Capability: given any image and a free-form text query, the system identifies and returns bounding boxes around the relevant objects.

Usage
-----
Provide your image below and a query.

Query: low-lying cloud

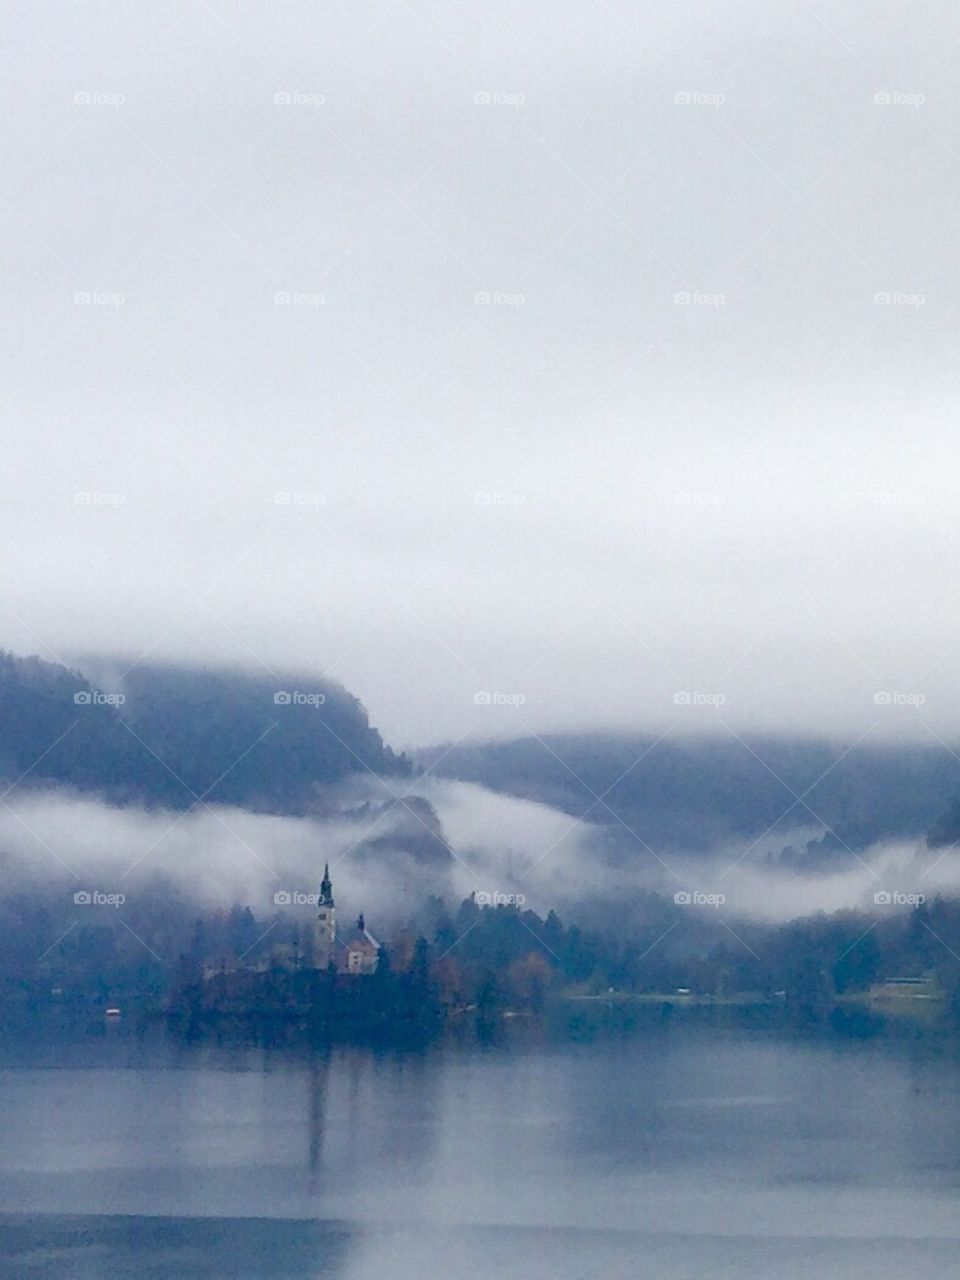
[1,777,956,935]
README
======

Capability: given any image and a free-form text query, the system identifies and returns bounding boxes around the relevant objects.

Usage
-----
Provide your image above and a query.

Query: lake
[2,1018,960,1277]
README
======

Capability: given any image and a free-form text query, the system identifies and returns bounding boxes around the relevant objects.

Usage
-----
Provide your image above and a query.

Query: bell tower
[314,863,336,968]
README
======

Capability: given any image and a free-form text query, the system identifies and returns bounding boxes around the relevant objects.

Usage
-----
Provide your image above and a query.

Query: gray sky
[4,1,960,747]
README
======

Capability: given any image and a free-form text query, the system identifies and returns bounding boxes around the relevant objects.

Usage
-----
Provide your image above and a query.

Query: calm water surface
[2,1021,960,1277]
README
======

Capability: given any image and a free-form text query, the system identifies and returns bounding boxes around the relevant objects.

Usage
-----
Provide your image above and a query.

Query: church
[314,864,380,975]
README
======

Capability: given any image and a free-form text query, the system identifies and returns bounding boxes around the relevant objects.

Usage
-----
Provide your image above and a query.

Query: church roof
[343,925,379,953]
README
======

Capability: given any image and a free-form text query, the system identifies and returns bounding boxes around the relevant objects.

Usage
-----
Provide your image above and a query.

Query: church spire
[319,862,334,907]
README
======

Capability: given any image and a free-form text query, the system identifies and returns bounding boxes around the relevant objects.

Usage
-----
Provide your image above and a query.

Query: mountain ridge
[0,650,407,815]
[417,730,960,855]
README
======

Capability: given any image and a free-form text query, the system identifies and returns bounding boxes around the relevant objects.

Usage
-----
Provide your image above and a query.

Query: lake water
[2,1019,960,1277]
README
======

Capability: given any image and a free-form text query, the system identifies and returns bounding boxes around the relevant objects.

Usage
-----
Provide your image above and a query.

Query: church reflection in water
[307,1051,329,1181]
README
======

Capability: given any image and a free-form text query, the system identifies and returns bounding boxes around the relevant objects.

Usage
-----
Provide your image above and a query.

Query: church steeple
[319,863,334,907]
[314,863,336,970]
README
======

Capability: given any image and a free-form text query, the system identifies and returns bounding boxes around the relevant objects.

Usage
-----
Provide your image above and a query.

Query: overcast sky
[3,1,960,747]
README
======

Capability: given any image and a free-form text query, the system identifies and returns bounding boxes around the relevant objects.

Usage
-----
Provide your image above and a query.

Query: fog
[1,777,952,934]
[3,2,960,746]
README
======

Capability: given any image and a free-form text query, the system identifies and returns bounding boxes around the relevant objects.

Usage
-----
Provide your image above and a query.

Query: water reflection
[3,1020,960,1278]
[307,1054,328,1182]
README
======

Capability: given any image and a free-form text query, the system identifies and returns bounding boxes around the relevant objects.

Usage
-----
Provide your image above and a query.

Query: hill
[418,731,960,855]
[0,651,406,813]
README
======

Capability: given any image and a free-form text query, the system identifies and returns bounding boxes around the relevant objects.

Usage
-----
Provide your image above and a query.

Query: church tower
[314,863,336,969]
